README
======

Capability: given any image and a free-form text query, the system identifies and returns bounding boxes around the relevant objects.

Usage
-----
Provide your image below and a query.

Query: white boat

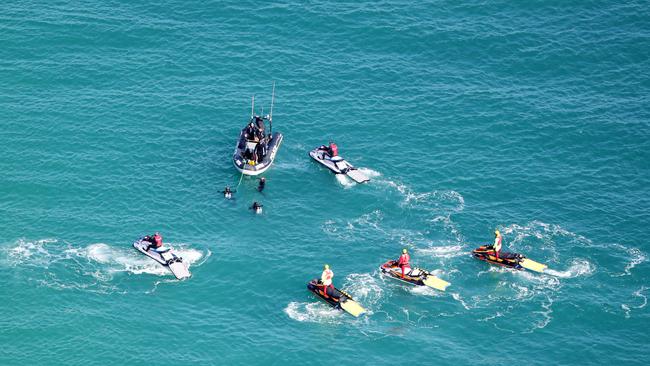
[309,146,369,183]
[232,84,283,176]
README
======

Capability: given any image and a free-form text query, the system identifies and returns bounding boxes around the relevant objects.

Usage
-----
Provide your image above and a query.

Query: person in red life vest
[397,248,411,278]
[144,232,169,253]
[321,264,334,298]
[491,230,502,260]
[328,141,338,157]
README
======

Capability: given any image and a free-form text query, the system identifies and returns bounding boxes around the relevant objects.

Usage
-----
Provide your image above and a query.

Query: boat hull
[233,132,283,175]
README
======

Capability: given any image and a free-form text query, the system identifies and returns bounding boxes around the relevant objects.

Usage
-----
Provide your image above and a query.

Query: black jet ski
[306,279,366,317]
[309,146,369,183]
[232,86,283,176]
[379,260,450,291]
[472,245,547,273]
[133,238,191,280]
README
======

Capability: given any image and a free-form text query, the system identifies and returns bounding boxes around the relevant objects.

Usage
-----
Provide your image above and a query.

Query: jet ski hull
[308,147,369,183]
[472,245,525,270]
[306,279,366,317]
[133,239,191,280]
[233,131,283,176]
[379,260,450,291]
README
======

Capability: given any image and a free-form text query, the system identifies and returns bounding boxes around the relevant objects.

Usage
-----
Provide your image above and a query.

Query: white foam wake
[284,301,343,323]
[343,272,382,309]
[612,246,646,277]
[545,258,595,278]
[335,174,355,188]
[621,286,648,319]
[357,167,381,178]
[82,243,206,277]
[417,245,464,259]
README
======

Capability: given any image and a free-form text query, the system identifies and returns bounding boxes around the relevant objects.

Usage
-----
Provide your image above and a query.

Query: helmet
[495,230,500,236]
[324,264,329,270]
[402,248,408,254]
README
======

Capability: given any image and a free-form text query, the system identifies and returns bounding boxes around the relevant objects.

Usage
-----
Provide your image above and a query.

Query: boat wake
[417,245,464,259]
[343,273,383,311]
[335,173,356,188]
[3,238,209,293]
[621,286,648,319]
[284,301,344,323]
[84,243,207,276]
[544,258,594,278]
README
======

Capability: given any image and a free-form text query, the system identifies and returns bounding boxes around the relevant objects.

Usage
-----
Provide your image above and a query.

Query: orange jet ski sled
[306,279,366,317]
[379,260,450,291]
[472,245,547,273]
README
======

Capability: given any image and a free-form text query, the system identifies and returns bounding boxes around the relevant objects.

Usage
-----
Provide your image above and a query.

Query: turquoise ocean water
[1,1,649,364]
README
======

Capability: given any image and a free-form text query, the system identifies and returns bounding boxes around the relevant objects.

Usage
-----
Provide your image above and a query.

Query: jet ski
[306,279,366,317]
[133,238,191,280]
[379,260,450,291]
[309,146,369,183]
[232,86,283,176]
[472,245,547,273]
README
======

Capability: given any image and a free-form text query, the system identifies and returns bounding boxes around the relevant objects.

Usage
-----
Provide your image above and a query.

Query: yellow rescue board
[520,258,547,273]
[422,275,451,291]
[340,299,366,317]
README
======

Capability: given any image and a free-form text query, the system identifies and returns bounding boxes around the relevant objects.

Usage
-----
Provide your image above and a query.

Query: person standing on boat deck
[491,230,503,260]
[397,248,411,278]
[254,116,265,136]
[245,122,259,141]
[254,140,266,162]
[321,264,334,298]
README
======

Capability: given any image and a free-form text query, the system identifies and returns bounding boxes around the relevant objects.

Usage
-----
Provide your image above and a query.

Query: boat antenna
[250,95,255,119]
[269,81,275,134]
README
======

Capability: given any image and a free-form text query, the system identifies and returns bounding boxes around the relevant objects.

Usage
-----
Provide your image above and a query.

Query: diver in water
[397,248,411,279]
[321,264,334,298]
[258,177,266,192]
[221,186,236,199]
[250,201,263,213]
[143,232,169,253]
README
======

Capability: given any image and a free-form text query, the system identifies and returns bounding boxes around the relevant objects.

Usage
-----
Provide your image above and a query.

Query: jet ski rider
[328,141,338,157]
[144,232,169,253]
[397,248,411,278]
[321,264,334,298]
[490,230,503,260]
[317,141,338,159]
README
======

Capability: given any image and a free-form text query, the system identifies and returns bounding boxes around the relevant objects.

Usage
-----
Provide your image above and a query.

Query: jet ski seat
[500,252,520,260]
[407,268,424,277]
[324,286,344,300]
